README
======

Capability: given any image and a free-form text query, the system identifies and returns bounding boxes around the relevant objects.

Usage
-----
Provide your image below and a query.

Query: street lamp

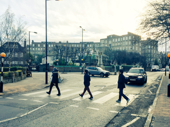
[81,59,83,74]
[89,54,91,66]
[29,31,37,69]
[0,52,6,93]
[45,0,61,84]
[56,59,59,66]
[79,26,85,65]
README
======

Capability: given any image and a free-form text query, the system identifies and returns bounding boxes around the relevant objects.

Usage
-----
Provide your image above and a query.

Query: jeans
[118,88,128,101]
[49,82,60,94]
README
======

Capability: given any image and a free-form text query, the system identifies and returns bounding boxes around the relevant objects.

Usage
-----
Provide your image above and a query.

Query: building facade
[0,40,27,66]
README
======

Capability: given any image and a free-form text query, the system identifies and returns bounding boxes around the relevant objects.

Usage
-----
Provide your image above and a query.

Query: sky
[0,0,149,42]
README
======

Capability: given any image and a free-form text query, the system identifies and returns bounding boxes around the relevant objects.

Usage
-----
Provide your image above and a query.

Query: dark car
[125,68,147,85]
[86,67,110,77]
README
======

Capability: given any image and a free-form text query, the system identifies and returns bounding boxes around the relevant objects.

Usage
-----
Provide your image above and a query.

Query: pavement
[144,75,170,127]
[1,72,170,127]
[0,72,55,96]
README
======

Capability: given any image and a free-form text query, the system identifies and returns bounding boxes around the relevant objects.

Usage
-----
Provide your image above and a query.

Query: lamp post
[81,59,83,74]
[89,54,91,66]
[0,52,6,93]
[56,59,59,66]
[79,26,85,65]
[167,53,170,97]
[29,31,37,70]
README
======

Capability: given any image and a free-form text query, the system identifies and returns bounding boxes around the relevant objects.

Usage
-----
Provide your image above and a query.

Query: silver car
[86,67,110,77]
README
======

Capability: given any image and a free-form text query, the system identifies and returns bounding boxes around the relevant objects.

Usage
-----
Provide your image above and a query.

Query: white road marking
[33,100,42,103]
[73,91,102,101]
[148,89,152,94]
[70,105,79,107]
[87,107,99,110]
[122,117,140,127]
[93,92,118,104]
[131,114,147,118]
[38,89,72,97]
[22,90,47,96]
[0,117,18,123]
[110,111,119,113]
[115,94,138,107]
[55,90,82,99]
[0,103,48,123]
[19,99,28,101]
[6,97,13,99]
[49,102,59,104]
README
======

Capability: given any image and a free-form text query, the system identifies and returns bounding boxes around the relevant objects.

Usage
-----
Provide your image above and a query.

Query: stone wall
[3,71,27,84]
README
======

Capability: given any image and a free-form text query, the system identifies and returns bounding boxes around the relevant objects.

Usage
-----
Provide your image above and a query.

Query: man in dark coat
[46,67,61,96]
[116,69,129,103]
[79,70,93,100]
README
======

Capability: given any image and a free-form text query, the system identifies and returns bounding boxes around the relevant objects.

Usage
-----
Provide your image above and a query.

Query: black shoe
[57,94,61,96]
[79,94,83,97]
[46,92,50,95]
[89,97,93,100]
[116,100,121,103]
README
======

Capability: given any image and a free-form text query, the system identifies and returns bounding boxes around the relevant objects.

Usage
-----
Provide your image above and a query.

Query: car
[125,68,147,85]
[86,66,110,77]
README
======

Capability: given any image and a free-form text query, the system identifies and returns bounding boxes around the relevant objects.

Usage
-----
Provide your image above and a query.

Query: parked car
[86,67,110,77]
[125,68,147,85]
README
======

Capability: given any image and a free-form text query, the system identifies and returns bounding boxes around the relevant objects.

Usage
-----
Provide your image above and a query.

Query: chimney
[24,39,26,48]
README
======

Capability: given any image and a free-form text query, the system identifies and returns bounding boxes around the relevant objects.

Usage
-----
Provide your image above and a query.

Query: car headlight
[138,76,143,78]
[125,75,129,78]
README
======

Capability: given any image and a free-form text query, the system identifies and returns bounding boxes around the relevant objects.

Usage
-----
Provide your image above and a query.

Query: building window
[118,38,120,41]
[20,53,23,57]
[20,61,23,64]
[129,36,131,39]
[33,44,35,47]
[15,53,18,57]
[44,44,45,47]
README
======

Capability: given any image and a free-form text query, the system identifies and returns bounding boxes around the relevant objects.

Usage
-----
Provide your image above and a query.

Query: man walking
[46,67,61,96]
[79,70,93,100]
[116,69,129,103]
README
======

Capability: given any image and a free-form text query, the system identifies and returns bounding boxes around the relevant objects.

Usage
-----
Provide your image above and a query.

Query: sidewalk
[150,75,170,127]
[0,73,51,96]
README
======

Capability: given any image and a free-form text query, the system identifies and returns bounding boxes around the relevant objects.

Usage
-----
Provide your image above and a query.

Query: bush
[0,72,9,78]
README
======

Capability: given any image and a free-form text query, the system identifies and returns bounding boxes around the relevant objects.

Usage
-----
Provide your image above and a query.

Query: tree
[138,0,170,40]
[0,7,27,69]
[0,7,27,45]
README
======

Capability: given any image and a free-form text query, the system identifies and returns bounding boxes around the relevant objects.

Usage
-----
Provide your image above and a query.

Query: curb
[144,74,164,127]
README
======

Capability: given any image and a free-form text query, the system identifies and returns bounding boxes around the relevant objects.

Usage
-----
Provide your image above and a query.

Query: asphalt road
[0,72,163,127]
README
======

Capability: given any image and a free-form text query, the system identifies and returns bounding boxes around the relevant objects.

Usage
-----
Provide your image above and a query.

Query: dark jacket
[51,70,58,84]
[84,73,90,87]
[118,74,126,89]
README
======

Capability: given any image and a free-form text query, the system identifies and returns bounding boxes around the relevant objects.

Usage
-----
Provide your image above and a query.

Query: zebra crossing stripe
[55,90,83,99]
[73,91,102,101]
[38,89,72,97]
[93,92,118,104]
[115,94,138,106]
[22,90,47,96]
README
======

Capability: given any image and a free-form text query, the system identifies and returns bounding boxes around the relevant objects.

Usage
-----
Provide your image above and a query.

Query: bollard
[168,84,170,97]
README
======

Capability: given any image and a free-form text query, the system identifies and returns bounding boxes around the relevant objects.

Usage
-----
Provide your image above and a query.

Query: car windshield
[128,69,144,73]
[97,67,103,71]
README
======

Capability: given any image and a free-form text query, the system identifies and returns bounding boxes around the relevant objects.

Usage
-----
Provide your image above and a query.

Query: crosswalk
[1,88,138,109]
[18,88,138,106]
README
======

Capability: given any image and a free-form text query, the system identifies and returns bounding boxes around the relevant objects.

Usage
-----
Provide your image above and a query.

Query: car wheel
[100,73,104,77]
[92,74,94,76]
[105,74,109,77]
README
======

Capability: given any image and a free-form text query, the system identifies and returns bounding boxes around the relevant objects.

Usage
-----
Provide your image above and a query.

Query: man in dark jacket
[79,70,93,100]
[116,69,129,103]
[46,67,61,96]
